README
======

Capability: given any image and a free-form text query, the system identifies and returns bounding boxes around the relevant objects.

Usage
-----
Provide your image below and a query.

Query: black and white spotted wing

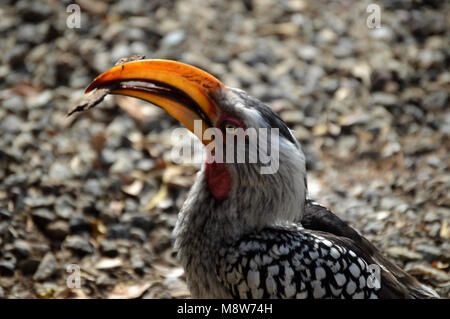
[215,225,380,299]
[302,201,439,299]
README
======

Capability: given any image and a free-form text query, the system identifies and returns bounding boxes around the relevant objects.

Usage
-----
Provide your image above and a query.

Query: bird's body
[173,141,436,299]
[79,59,439,299]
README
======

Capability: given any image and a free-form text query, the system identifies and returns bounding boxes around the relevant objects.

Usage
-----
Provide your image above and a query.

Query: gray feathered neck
[174,88,307,250]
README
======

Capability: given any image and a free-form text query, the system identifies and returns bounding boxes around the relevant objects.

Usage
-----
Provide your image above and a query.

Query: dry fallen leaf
[440,220,449,239]
[152,262,185,279]
[70,288,89,299]
[405,264,450,283]
[144,184,168,211]
[386,246,423,261]
[89,218,107,237]
[108,282,152,299]
[312,123,328,136]
[96,257,124,270]
[162,165,197,189]
[121,180,144,197]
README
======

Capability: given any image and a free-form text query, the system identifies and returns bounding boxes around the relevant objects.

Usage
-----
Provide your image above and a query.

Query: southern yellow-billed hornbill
[80,59,439,299]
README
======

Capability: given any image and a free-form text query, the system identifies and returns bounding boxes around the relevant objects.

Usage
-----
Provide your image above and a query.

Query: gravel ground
[0,0,448,298]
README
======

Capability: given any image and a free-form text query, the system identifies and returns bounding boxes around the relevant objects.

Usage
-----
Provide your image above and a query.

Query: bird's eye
[223,122,238,134]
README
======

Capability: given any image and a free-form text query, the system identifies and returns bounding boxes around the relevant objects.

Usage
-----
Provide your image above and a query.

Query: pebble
[45,220,70,240]
[19,258,40,275]
[422,91,448,111]
[100,240,119,258]
[0,208,12,220]
[371,93,398,107]
[161,30,186,47]
[4,44,29,67]
[95,273,116,287]
[13,240,31,259]
[129,227,147,243]
[136,159,155,171]
[0,261,15,276]
[31,209,56,227]
[414,244,443,261]
[386,247,423,261]
[121,213,154,232]
[64,236,94,255]
[131,253,146,275]
[48,161,72,180]
[3,96,26,113]
[55,196,76,220]
[33,252,57,281]
[0,115,23,134]
[24,196,54,208]
[69,215,92,234]
[157,198,174,211]
[280,110,305,125]
[26,90,52,109]
[107,224,130,240]
[17,0,51,22]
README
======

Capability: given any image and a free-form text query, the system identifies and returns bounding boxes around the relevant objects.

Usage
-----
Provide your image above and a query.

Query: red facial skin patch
[205,161,231,202]
[204,114,245,201]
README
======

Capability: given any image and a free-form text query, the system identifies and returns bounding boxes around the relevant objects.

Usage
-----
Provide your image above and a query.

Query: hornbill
[80,59,439,299]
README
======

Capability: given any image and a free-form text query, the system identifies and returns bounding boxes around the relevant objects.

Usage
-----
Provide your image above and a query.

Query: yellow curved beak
[85,59,226,144]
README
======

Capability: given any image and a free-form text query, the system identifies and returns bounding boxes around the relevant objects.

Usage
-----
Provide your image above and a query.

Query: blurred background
[0,0,448,298]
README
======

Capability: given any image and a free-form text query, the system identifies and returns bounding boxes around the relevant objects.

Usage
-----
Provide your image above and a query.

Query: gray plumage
[173,88,439,299]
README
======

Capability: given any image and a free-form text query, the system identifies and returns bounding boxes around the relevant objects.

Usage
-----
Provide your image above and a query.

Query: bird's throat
[205,161,231,201]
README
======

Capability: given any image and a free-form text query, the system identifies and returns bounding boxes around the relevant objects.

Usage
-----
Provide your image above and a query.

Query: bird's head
[86,60,307,236]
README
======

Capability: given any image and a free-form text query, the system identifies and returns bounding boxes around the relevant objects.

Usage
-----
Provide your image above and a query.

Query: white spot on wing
[335,273,347,287]
[284,283,296,298]
[359,276,366,288]
[349,263,361,278]
[315,267,326,281]
[322,239,333,247]
[296,290,308,299]
[268,265,279,276]
[346,280,357,295]
[266,276,277,295]
[352,291,364,299]
[252,287,264,298]
[308,250,319,260]
[330,247,340,259]
[330,285,342,297]
[262,255,273,265]
[238,281,249,298]
[312,280,326,298]
[247,270,260,289]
